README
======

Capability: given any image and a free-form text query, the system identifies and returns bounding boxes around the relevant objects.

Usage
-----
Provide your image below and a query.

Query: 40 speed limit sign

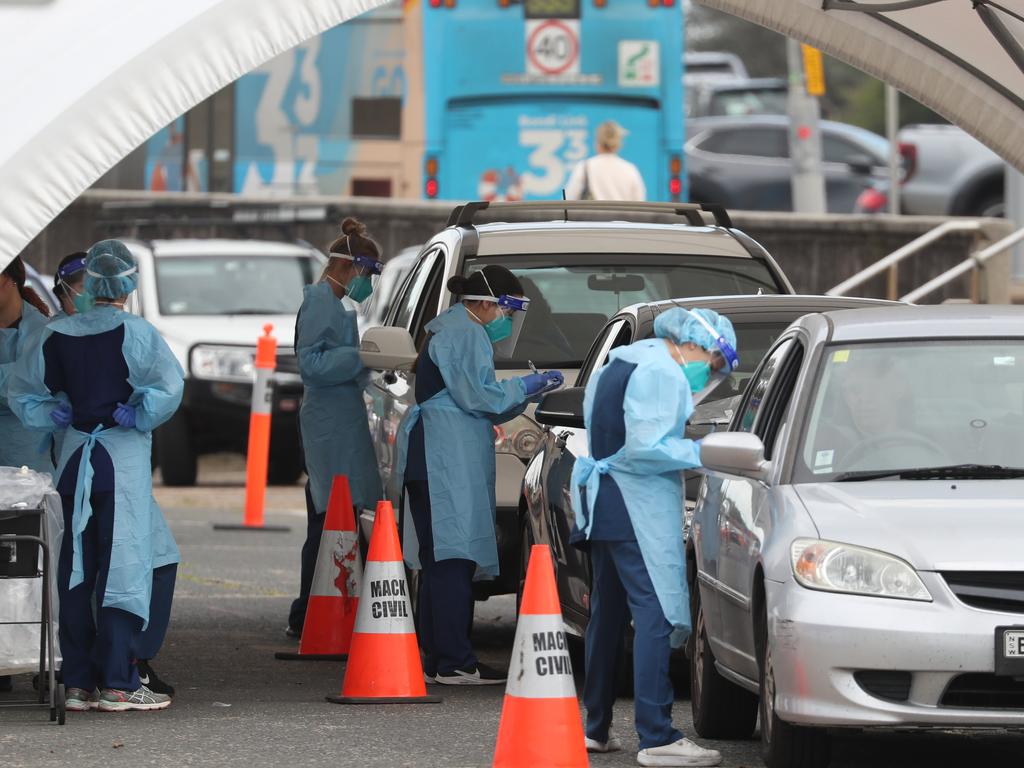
[526,20,580,76]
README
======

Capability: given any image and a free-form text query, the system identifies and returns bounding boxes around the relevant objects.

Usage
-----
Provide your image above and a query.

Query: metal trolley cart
[0,506,65,724]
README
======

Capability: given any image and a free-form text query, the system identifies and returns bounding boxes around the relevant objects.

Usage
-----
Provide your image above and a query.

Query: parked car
[687,115,892,213]
[689,304,1024,767]
[125,239,326,486]
[684,51,748,86]
[856,124,1005,217]
[359,200,793,601]
[687,78,787,119]
[522,294,896,641]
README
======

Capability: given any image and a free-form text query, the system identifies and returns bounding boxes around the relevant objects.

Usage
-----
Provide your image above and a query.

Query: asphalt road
[2,458,1022,767]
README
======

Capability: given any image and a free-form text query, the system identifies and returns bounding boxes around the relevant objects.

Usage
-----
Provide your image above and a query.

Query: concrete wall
[18,190,1015,303]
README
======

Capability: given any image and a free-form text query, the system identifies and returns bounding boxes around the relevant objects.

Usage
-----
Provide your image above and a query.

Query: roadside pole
[786,38,826,214]
[886,84,901,215]
[1006,167,1024,283]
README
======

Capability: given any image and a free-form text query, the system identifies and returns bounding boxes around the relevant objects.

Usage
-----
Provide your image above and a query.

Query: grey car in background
[689,304,1024,768]
[687,115,891,213]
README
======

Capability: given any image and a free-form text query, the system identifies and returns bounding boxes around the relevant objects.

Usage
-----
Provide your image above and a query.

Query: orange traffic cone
[276,476,361,661]
[493,544,587,768]
[325,500,441,705]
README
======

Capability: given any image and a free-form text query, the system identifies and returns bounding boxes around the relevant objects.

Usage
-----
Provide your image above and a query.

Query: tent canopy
[0,0,385,270]
[699,0,1024,171]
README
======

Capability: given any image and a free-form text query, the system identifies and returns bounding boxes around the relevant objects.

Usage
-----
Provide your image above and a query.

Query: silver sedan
[688,304,1024,768]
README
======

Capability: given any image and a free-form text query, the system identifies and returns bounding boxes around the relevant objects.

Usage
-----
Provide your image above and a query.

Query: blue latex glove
[542,370,564,389]
[520,372,549,397]
[50,404,72,428]
[113,402,137,429]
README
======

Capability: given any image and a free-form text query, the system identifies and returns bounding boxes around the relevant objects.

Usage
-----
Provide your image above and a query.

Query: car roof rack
[445,201,734,230]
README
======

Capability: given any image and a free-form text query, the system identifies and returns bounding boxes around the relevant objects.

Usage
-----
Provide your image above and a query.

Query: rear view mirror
[699,432,768,482]
[587,274,645,293]
[534,387,585,429]
[359,326,417,371]
[846,153,876,176]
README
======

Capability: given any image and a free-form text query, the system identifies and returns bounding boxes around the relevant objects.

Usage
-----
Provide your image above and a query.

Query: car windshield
[155,255,318,316]
[463,254,783,368]
[795,340,1024,482]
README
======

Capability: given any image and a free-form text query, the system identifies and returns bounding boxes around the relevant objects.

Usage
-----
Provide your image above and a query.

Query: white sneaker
[637,738,722,767]
[585,734,623,753]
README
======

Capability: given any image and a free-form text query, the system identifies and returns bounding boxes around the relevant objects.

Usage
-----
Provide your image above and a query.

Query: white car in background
[126,239,326,486]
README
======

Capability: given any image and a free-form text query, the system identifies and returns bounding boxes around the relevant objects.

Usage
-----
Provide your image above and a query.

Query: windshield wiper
[896,464,1024,480]
[833,464,1024,482]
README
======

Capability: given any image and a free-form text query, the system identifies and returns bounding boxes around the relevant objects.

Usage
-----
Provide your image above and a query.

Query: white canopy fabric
[0,0,385,270]
[698,0,1024,172]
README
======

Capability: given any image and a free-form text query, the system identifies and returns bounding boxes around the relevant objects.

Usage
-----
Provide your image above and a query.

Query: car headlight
[494,415,543,462]
[790,539,932,602]
[190,345,255,383]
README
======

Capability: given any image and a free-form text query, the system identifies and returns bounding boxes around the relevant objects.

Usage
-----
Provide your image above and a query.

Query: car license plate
[995,626,1024,676]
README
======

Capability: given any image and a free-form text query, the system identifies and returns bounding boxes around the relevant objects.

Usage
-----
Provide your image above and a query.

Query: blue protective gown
[296,283,381,513]
[0,301,54,474]
[9,306,183,625]
[396,304,528,577]
[571,339,701,646]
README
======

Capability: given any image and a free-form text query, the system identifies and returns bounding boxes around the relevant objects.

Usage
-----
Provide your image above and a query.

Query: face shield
[463,271,530,359]
[685,310,740,407]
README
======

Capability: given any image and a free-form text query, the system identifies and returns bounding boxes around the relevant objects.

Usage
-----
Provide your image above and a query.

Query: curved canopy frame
[698,0,1024,171]
[0,0,385,269]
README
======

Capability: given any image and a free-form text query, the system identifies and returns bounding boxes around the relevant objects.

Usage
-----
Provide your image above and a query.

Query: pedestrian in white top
[564,121,647,202]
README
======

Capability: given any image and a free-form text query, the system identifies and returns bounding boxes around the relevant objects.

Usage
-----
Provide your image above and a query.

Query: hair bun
[341,217,367,237]
[446,275,470,294]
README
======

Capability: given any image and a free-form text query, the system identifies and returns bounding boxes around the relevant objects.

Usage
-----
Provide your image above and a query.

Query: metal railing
[901,225,1024,304]
[827,220,985,299]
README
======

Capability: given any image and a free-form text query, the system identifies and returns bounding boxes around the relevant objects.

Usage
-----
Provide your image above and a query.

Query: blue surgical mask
[681,360,711,393]
[346,275,373,304]
[72,290,95,314]
[484,314,513,344]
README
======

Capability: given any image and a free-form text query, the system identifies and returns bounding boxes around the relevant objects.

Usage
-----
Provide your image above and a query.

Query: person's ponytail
[2,257,50,318]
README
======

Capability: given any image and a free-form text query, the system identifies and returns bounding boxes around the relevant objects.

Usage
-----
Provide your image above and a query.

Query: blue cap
[654,307,739,371]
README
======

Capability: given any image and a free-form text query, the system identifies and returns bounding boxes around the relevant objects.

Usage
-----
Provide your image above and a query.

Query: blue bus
[422,0,685,201]
[143,0,684,201]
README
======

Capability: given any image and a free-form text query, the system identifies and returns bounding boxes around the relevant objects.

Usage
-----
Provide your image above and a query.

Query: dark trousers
[136,563,177,661]
[584,540,682,750]
[406,479,476,676]
[58,491,142,692]
[288,481,323,631]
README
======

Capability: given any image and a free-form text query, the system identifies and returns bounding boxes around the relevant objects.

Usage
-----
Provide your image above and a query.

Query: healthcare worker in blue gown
[0,256,54,475]
[10,240,183,713]
[48,250,179,697]
[287,218,387,636]
[571,307,737,768]
[397,265,563,685]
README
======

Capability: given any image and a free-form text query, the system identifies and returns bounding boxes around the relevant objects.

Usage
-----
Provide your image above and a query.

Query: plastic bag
[0,492,63,675]
[0,465,54,510]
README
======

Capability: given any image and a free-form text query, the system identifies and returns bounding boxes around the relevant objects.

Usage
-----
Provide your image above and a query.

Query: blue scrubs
[287,480,320,631]
[137,563,177,661]
[577,359,683,750]
[406,337,476,676]
[47,325,142,691]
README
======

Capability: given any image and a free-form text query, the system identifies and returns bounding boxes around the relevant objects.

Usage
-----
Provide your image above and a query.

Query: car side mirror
[699,432,769,482]
[846,153,876,176]
[359,326,417,371]
[535,387,585,429]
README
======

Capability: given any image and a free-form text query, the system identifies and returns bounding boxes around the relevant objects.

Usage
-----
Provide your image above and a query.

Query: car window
[389,249,440,330]
[756,342,804,460]
[734,339,794,434]
[697,127,789,159]
[576,318,633,387]
[462,253,783,369]
[823,134,872,165]
[410,253,447,349]
[153,255,318,316]
[708,89,788,118]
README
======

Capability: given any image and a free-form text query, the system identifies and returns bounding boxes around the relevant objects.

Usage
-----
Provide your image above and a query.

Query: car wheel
[690,583,758,738]
[156,409,197,487]
[757,600,831,768]
[970,194,1005,219]
[267,450,303,486]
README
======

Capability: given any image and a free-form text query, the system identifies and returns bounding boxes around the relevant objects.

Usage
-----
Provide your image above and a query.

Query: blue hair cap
[84,239,139,299]
[654,306,738,362]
